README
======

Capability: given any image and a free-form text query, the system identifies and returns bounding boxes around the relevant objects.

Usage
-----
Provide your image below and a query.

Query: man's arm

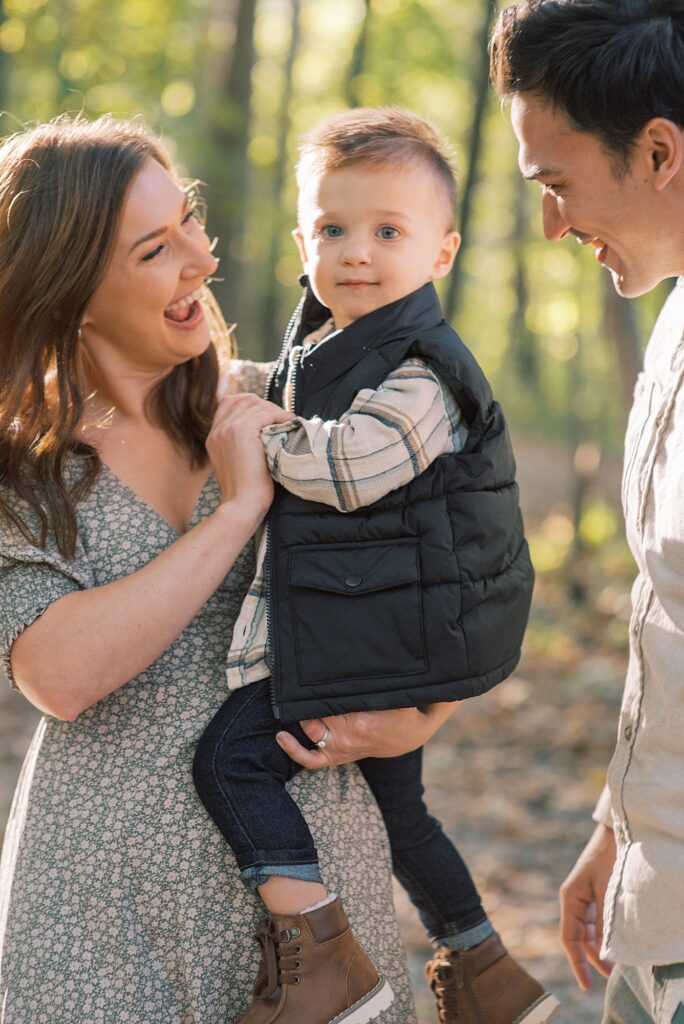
[262,358,467,511]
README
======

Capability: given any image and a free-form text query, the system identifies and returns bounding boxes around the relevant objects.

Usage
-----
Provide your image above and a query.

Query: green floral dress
[0,409,416,1024]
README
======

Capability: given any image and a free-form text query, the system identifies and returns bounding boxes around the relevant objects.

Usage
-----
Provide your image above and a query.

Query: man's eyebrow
[522,166,562,181]
[128,194,189,255]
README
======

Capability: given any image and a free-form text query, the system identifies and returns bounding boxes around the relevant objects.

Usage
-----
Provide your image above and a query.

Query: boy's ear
[292,227,308,267]
[430,231,461,281]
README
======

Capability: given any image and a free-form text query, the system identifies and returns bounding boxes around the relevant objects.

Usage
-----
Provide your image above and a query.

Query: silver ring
[316,726,331,749]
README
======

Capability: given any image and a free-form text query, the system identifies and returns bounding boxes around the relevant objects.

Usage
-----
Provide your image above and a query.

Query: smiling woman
[0,115,417,1024]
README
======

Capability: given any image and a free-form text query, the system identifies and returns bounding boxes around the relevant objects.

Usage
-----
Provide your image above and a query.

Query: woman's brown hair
[0,114,234,559]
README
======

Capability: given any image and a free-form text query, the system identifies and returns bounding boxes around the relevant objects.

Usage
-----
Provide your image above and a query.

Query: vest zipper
[263,321,305,721]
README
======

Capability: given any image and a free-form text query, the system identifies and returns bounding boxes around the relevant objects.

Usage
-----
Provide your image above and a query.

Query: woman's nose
[183,227,219,278]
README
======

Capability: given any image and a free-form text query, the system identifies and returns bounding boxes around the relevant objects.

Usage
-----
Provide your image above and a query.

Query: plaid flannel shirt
[225,333,467,690]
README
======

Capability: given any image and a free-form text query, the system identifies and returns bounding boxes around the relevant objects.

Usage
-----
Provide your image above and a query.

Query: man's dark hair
[490,0,684,161]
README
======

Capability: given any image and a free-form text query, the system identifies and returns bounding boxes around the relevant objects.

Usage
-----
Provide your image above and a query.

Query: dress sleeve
[0,511,93,690]
[223,358,277,398]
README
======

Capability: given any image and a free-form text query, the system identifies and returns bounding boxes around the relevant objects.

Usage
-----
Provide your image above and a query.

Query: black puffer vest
[264,281,534,723]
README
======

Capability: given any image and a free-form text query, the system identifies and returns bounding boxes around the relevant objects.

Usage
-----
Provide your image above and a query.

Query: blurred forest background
[0,0,668,1020]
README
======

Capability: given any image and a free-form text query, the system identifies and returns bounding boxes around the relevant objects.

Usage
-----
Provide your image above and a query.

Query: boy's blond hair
[296,107,457,226]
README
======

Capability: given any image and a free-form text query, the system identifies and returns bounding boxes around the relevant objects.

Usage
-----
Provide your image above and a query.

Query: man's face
[294,160,460,328]
[511,92,684,298]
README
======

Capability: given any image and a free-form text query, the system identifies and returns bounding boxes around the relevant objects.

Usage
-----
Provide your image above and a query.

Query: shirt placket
[604,333,684,949]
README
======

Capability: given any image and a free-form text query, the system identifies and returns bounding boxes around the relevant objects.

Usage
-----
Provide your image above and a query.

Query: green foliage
[0,0,659,593]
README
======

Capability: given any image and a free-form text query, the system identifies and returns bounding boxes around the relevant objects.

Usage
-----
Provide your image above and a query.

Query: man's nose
[541,191,570,242]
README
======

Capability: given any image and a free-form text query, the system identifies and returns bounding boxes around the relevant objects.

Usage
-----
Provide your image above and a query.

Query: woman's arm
[11,393,291,721]
[275,702,458,768]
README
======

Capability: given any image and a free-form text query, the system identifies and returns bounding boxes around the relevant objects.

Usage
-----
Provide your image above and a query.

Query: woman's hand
[276,702,458,768]
[206,393,293,519]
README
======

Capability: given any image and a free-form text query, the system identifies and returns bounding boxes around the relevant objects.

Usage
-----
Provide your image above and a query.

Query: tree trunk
[344,0,372,108]
[258,0,302,356]
[200,0,259,326]
[509,171,539,391]
[443,0,494,323]
[601,274,643,419]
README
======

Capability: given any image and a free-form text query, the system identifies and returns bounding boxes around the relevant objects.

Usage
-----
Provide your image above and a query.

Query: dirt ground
[0,434,625,1022]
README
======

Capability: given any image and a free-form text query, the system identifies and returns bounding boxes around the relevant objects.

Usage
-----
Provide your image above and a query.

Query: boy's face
[294,160,460,328]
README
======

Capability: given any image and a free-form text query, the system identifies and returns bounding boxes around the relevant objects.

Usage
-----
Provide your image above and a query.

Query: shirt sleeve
[262,358,466,513]
[0,510,93,691]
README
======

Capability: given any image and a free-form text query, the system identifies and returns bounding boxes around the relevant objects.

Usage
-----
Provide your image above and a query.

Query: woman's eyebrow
[128,194,189,255]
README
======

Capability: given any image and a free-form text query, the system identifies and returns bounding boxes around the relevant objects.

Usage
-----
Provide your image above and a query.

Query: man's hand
[560,822,617,990]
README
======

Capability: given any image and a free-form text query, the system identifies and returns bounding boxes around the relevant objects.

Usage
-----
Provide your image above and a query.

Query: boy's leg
[360,750,558,1024]
[193,681,394,1023]
[192,678,324,902]
[358,748,491,948]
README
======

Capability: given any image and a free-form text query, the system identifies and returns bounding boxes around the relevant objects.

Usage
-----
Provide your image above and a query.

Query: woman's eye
[183,206,200,225]
[322,225,343,238]
[141,243,165,262]
[377,226,399,240]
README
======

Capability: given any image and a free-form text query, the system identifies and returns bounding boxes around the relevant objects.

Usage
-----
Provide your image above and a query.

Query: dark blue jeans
[193,678,487,942]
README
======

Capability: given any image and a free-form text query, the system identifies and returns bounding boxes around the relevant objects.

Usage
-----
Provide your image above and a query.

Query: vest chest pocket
[287,539,427,686]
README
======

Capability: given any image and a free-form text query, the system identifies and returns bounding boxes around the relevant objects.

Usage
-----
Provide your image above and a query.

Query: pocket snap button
[345,574,363,588]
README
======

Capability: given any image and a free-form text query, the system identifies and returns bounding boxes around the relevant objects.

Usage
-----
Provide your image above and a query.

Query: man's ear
[292,227,308,268]
[640,118,683,191]
[431,231,462,281]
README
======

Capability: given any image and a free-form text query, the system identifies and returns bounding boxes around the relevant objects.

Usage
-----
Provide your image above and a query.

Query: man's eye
[377,226,399,240]
[322,225,343,238]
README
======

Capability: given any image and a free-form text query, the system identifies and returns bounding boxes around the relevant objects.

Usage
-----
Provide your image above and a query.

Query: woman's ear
[431,231,462,281]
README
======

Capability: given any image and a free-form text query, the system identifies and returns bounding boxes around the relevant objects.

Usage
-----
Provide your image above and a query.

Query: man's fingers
[563,939,593,991]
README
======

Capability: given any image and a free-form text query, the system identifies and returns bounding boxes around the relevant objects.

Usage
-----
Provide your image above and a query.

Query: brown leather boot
[234,896,394,1023]
[425,933,559,1024]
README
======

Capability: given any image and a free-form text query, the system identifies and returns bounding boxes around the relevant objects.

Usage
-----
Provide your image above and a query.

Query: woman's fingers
[211,393,293,432]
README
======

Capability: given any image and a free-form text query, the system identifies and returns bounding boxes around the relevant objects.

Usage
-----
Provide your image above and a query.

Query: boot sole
[329,978,394,1024]
[514,993,560,1024]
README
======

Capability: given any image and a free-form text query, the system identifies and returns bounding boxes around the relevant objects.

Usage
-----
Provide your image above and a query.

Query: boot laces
[426,952,465,1022]
[253,921,304,995]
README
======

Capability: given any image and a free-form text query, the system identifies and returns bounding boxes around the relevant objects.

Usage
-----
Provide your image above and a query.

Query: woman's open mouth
[164,286,205,329]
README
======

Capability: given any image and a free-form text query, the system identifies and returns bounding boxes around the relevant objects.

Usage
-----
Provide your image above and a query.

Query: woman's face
[81,157,219,377]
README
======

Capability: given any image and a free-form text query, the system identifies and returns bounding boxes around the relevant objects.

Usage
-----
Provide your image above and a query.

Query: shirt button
[624,724,633,741]
[345,575,363,588]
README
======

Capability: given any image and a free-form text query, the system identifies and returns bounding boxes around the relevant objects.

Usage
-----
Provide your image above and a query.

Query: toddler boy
[194,108,556,1024]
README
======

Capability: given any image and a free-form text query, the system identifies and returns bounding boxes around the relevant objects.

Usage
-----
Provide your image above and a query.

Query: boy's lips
[339,280,379,288]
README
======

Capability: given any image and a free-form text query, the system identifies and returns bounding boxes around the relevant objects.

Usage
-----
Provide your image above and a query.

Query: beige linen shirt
[593,279,684,965]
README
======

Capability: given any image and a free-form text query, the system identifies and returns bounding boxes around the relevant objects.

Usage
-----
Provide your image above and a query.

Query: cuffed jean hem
[434,918,495,951]
[239,861,323,893]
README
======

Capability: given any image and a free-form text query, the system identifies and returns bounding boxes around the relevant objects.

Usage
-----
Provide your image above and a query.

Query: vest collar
[296,279,444,395]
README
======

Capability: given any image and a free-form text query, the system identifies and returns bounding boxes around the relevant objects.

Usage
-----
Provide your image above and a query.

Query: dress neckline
[99,462,215,538]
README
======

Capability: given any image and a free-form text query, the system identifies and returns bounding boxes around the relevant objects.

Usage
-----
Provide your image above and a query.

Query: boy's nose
[341,241,371,265]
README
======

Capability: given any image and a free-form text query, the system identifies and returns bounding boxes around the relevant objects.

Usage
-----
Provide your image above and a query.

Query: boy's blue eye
[322,225,343,238]
[377,226,399,240]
